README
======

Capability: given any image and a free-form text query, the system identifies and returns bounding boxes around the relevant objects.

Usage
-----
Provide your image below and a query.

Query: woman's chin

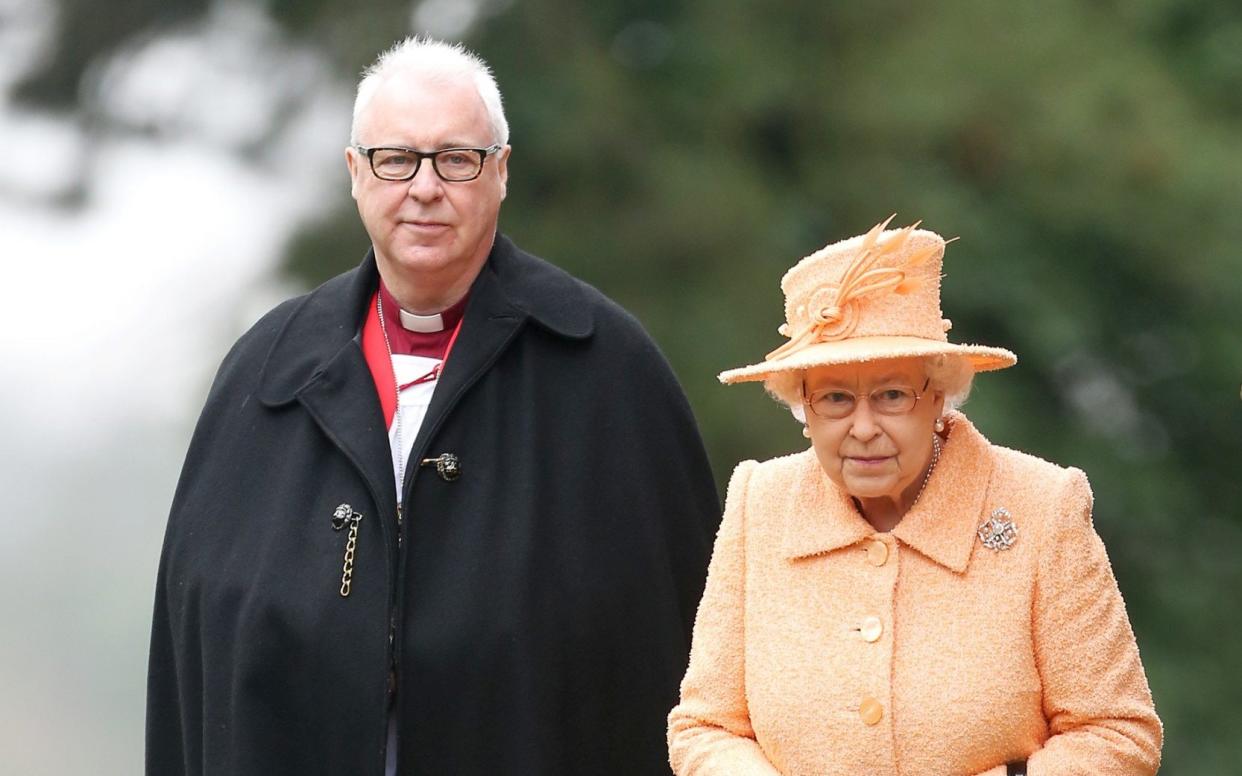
[841,477,900,501]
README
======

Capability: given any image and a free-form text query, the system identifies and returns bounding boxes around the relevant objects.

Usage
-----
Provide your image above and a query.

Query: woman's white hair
[350,36,509,146]
[765,354,975,424]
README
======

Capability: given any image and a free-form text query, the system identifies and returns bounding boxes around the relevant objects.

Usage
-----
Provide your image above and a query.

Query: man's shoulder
[231,269,356,354]
[498,237,655,347]
[209,263,366,400]
[231,295,303,355]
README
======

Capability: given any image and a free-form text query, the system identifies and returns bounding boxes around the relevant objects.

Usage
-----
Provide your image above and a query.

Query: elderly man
[146,37,719,776]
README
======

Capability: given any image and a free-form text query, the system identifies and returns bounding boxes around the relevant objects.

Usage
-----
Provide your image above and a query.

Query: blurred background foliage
[11,0,1241,771]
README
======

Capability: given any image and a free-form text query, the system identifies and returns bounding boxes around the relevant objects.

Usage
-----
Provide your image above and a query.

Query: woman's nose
[847,398,882,440]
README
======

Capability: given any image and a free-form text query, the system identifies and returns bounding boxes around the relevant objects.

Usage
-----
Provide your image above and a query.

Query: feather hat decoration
[719,215,1016,384]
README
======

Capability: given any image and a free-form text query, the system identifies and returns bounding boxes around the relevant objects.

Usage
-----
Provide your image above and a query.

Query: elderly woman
[668,218,1161,775]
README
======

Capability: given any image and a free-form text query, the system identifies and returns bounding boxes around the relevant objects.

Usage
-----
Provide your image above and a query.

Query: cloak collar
[781,411,994,573]
[256,233,594,406]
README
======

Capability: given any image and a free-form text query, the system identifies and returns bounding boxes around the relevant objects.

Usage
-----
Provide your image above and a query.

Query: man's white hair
[350,36,509,147]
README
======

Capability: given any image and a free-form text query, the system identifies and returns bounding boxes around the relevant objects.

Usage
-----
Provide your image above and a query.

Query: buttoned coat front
[668,412,1161,775]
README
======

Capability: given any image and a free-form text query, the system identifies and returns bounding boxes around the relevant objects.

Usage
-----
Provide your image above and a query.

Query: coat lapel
[254,234,596,522]
[779,412,994,573]
[780,451,875,560]
[405,258,525,472]
[399,233,595,489]
[296,343,397,518]
[255,255,399,529]
[892,412,993,573]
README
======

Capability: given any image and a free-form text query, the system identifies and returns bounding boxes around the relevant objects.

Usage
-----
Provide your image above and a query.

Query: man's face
[346,73,509,302]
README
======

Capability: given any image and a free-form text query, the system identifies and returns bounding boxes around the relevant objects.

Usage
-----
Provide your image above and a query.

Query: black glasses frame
[354,144,503,182]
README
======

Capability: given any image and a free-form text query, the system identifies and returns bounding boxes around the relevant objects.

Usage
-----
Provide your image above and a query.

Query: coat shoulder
[214,266,363,395]
[985,441,1093,540]
[218,294,305,371]
[569,276,659,355]
[501,239,667,357]
[742,449,820,506]
[750,447,817,477]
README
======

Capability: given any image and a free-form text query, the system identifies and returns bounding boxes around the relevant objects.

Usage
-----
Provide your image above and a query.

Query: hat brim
[718,336,1017,385]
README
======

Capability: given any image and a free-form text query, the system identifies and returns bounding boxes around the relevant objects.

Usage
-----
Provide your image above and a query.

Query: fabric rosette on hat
[719,215,1017,385]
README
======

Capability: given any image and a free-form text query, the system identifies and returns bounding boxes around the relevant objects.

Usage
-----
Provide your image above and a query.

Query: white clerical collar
[398,308,445,333]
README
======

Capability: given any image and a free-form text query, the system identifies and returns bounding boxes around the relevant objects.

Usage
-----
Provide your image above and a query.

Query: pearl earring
[934,417,945,433]
[802,426,812,438]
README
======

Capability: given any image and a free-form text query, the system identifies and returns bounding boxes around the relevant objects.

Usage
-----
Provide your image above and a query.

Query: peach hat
[719,216,1017,384]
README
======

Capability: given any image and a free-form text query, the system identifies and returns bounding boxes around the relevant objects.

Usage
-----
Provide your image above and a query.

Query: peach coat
[668,412,1161,775]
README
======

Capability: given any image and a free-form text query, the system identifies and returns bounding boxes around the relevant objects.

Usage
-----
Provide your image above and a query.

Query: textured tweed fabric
[719,221,1016,384]
[668,412,1161,775]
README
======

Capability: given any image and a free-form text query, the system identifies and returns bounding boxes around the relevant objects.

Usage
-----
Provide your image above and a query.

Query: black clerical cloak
[146,234,720,775]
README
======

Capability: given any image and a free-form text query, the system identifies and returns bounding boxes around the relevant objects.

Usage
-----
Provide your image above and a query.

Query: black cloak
[146,235,720,775]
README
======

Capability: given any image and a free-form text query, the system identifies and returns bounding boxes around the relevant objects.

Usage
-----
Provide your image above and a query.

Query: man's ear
[345,146,362,199]
[497,145,510,201]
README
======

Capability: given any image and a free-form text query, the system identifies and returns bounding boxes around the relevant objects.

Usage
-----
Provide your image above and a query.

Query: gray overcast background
[0,1,359,772]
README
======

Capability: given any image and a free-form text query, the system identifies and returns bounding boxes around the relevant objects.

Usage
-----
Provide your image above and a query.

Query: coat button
[859,697,884,726]
[865,539,889,566]
[860,615,883,642]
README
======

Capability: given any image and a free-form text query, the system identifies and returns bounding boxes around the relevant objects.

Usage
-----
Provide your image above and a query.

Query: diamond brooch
[978,507,1018,551]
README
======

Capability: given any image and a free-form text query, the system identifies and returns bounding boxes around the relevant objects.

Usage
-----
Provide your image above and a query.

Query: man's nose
[406,160,444,201]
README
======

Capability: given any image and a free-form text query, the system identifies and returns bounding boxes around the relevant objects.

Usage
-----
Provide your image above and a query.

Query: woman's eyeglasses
[804,378,931,420]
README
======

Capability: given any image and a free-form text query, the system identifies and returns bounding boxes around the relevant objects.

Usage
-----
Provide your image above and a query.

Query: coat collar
[778,452,875,561]
[256,233,594,406]
[781,411,994,573]
[486,233,594,340]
